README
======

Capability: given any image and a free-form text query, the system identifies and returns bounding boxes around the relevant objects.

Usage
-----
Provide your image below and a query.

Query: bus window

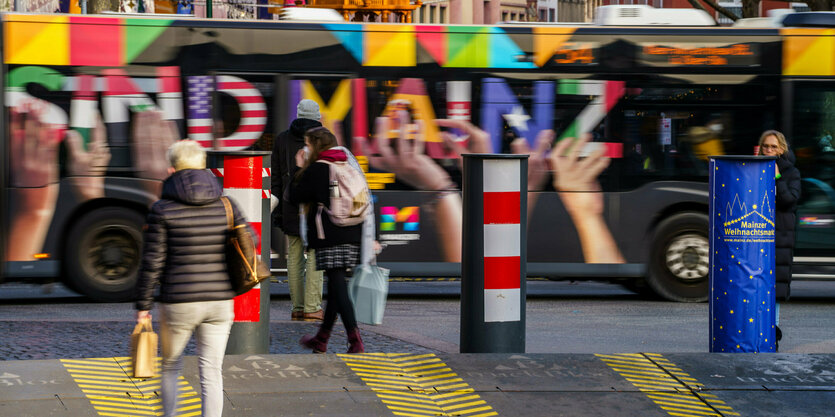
[791,82,835,253]
[608,82,776,191]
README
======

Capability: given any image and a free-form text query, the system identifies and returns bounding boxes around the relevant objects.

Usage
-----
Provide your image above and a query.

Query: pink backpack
[314,160,370,239]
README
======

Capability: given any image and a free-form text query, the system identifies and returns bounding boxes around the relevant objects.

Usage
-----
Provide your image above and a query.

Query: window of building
[549,8,555,22]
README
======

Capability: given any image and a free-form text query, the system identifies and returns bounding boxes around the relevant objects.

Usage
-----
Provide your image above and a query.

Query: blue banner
[709,156,776,352]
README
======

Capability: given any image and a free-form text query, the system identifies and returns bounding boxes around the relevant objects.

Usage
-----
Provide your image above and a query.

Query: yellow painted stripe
[597,353,740,417]
[61,357,200,416]
[340,353,497,417]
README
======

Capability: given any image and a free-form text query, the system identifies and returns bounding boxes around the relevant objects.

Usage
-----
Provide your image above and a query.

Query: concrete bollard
[709,155,777,352]
[208,150,271,354]
[460,154,527,353]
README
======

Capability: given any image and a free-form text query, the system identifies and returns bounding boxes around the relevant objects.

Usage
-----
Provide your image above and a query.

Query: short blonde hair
[758,130,788,156]
[167,139,206,171]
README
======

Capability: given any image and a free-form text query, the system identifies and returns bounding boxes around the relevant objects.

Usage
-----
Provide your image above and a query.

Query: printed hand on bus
[436,118,493,170]
[132,111,179,186]
[362,111,454,191]
[549,134,624,264]
[510,129,554,192]
[9,104,61,188]
[66,115,111,201]
[7,104,62,261]
[360,110,462,262]
[550,134,610,216]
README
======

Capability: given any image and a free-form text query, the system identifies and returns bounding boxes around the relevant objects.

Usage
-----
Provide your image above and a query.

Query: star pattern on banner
[502,105,530,132]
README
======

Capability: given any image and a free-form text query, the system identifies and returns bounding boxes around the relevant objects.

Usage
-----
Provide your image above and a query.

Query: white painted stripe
[223,188,263,223]
[222,131,262,142]
[484,288,521,322]
[239,116,268,125]
[483,224,520,257]
[62,76,160,93]
[794,257,835,263]
[482,159,520,192]
[158,92,184,120]
[187,118,213,127]
[239,102,266,111]
[578,80,604,96]
[191,134,213,142]
[223,88,262,97]
[70,99,97,128]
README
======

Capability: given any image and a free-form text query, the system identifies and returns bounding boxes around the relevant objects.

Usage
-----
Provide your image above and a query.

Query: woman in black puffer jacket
[758,130,801,347]
[135,139,249,417]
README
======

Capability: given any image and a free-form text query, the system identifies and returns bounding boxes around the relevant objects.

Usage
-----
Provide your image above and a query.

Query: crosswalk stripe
[597,353,740,417]
[61,357,200,416]
[340,353,498,417]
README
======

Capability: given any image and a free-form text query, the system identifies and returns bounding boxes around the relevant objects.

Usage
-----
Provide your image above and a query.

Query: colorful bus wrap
[2,14,834,302]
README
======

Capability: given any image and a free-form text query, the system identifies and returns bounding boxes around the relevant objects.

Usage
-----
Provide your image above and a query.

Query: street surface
[1,279,833,358]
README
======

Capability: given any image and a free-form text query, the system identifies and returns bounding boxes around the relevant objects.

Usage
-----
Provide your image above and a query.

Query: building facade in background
[601,0,812,23]
[412,0,531,24]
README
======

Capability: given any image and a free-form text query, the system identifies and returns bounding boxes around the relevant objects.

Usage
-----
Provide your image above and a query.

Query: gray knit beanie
[296,99,321,120]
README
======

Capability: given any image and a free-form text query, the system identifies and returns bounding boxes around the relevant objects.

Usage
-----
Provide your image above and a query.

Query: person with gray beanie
[272,99,325,321]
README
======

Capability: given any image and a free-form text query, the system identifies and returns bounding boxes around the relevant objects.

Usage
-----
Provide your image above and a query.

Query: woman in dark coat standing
[289,126,366,353]
[758,130,801,347]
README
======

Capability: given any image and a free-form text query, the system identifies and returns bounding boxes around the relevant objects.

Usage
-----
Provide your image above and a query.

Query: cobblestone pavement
[0,321,440,361]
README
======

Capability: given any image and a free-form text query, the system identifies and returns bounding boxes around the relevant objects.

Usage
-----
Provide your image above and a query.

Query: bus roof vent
[781,12,835,28]
[594,5,716,26]
[618,7,642,18]
[279,7,345,21]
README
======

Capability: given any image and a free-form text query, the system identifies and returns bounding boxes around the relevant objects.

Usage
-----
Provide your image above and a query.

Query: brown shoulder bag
[221,197,271,295]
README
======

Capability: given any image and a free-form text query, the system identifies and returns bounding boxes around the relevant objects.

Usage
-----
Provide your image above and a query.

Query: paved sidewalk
[1,353,834,416]
[0,321,440,361]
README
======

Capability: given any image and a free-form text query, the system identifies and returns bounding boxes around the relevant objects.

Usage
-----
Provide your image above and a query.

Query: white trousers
[159,300,234,417]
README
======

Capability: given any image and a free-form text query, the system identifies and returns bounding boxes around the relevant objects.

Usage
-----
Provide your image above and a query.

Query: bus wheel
[647,212,709,302]
[65,208,144,302]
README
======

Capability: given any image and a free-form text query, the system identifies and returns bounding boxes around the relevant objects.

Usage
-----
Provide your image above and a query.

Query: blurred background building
[0,0,817,25]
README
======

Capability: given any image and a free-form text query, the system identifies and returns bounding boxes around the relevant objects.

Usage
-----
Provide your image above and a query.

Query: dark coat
[135,169,249,311]
[271,118,322,235]
[288,160,362,250]
[774,150,801,300]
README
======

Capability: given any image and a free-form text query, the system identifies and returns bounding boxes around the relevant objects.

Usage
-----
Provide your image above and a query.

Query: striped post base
[461,154,527,353]
[208,150,272,354]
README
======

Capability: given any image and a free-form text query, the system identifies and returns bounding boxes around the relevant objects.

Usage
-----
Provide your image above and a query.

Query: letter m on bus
[380,206,419,232]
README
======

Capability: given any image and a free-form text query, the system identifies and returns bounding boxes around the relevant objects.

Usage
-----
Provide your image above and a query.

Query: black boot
[775,326,782,352]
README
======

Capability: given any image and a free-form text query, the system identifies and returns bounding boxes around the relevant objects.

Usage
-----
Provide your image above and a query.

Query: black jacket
[135,169,249,311]
[774,150,801,300]
[271,118,322,235]
[288,161,362,249]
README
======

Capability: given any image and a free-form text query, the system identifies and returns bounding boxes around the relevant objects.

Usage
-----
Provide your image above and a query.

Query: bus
[2,12,834,302]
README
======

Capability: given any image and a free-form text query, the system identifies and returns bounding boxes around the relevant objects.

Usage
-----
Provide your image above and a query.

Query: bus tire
[647,212,709,302]
[64,207,144,302]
